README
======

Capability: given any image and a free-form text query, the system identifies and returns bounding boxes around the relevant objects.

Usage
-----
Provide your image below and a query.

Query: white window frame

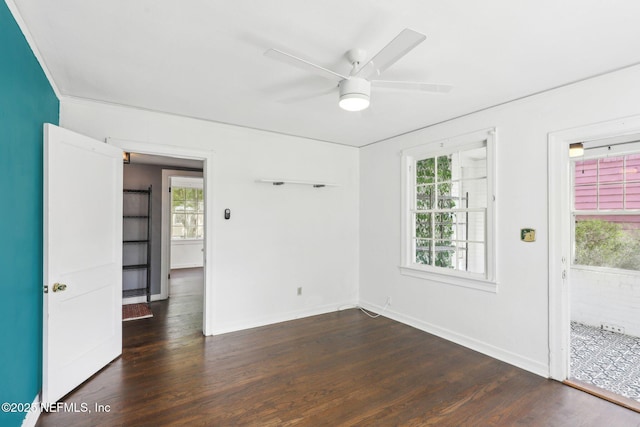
[171,176,205,241]
[400,128,497,292]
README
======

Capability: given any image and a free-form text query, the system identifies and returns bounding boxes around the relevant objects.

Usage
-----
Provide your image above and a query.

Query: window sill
[399,266,498,293]
[171,238,204,244]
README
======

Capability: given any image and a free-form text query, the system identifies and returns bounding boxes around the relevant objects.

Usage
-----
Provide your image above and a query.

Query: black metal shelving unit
[122,186,152,304]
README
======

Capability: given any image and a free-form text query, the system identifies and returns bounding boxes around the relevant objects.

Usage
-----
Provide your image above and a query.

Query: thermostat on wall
[521,228,536,242]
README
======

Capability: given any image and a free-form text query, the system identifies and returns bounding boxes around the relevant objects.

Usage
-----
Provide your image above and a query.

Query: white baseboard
[359,300,549,378]
[210,301,359,336]
[21,394,40,427]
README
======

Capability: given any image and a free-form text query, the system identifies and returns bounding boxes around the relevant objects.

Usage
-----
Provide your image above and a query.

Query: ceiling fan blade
[371,80,453,93]
[355,28,426,78]
[277,85,338,104]
[264,49,347,82]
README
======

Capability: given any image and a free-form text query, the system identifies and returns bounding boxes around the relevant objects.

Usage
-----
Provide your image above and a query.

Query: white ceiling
[12,0,640,147]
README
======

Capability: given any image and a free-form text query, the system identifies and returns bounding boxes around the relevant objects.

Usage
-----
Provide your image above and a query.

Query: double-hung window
[171,182,204,240]
[401,128,496,291]
[572,142,640,271]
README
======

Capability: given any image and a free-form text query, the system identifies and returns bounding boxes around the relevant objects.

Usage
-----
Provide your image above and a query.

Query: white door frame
[107,137,215,336]
[162,171,204,299]
[548,114,640,380]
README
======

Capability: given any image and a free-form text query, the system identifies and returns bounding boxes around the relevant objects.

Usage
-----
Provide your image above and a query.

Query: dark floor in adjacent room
[37,273,640,425]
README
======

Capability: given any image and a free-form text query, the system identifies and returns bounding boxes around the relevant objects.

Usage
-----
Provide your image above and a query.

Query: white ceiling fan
[264,28,453,112]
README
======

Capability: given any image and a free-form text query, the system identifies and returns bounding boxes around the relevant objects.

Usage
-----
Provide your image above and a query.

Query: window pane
[466,211,486,243]
[185,188,196,200]
[462,178,487,208]
[598,157,624,183]
[450,151,461,181]
[574,160,598,186]
[186,226,197,239]
[196,226,204,239]
[626,154,640,181]
[627,181,640,209]
[416,158,435,184]
[197,200,205,213]
[437,155,452,183]
[437,182,461,209]
[415,213,432,238]
[434,212,455,239]
[173,187,186,200]
[574,216,640,270]
[415,239,432,265]
[196,188,204,201]
[574,184,597,210]
[459,147,487,179]
[172,226,184,239]
[466,242,486,274]
[407,136,491,278]
[185,200,197,211]
[196,214,204,227]
[173,213,185,226]
[598,183,623,210]
[434,240,455,269]
[172,200,185,212]
[416,185,434,210]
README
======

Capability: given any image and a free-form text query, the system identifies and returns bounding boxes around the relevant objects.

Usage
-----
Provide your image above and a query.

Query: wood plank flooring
[37,272,640,426]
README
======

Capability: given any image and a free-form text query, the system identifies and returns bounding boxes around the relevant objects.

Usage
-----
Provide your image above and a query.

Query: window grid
[411,149,487,274]
[171,187,204,240]
[572,153,640,271]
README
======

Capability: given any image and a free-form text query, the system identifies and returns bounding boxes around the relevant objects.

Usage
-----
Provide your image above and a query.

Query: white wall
[360,64,640,377]
[171,240,203,269]
[60,98,359,334]
[571,267,640,337]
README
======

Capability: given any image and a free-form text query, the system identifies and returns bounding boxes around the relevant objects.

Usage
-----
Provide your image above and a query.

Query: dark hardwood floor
[38,271,640,426]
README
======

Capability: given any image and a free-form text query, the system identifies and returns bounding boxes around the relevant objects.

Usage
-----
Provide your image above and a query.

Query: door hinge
[44,285,48,294]
[562,270,567,279]
[168,273,171,279]
[169,187,171,192]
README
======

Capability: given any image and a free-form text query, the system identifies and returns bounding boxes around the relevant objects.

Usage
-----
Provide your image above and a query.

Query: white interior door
[42,124,123,404]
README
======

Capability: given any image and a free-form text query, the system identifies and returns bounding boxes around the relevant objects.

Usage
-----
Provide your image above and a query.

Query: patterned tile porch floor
[571,321,640,401]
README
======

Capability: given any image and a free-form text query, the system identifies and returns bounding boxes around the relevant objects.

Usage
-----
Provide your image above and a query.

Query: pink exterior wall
[574,154,640,228]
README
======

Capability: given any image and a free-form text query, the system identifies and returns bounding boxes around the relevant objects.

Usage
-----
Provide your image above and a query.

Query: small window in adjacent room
[400,128,497,291]
[171,185,204,240]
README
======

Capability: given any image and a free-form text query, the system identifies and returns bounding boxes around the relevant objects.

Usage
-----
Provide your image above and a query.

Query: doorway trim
[548,114,640,380]
[107,137,215,336]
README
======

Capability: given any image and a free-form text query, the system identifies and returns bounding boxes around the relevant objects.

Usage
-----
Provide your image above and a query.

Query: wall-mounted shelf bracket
[256,179,338,188]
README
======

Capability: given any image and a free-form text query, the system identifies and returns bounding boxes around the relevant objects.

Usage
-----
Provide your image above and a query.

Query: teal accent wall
[0,2,59,426]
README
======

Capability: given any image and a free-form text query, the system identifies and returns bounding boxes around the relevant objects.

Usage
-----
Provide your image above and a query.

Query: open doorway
[122,153,205,330]
[567,137,640,407]
[161,173,204,300]
[107,137,214,336]
[549,117,640,411]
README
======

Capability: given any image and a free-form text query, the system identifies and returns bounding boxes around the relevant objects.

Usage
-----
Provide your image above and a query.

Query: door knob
[53,283,67,292]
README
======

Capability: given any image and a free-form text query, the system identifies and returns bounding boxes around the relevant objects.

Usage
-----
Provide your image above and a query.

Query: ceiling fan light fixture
[339,78,371,112]
[339,93,370,112]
